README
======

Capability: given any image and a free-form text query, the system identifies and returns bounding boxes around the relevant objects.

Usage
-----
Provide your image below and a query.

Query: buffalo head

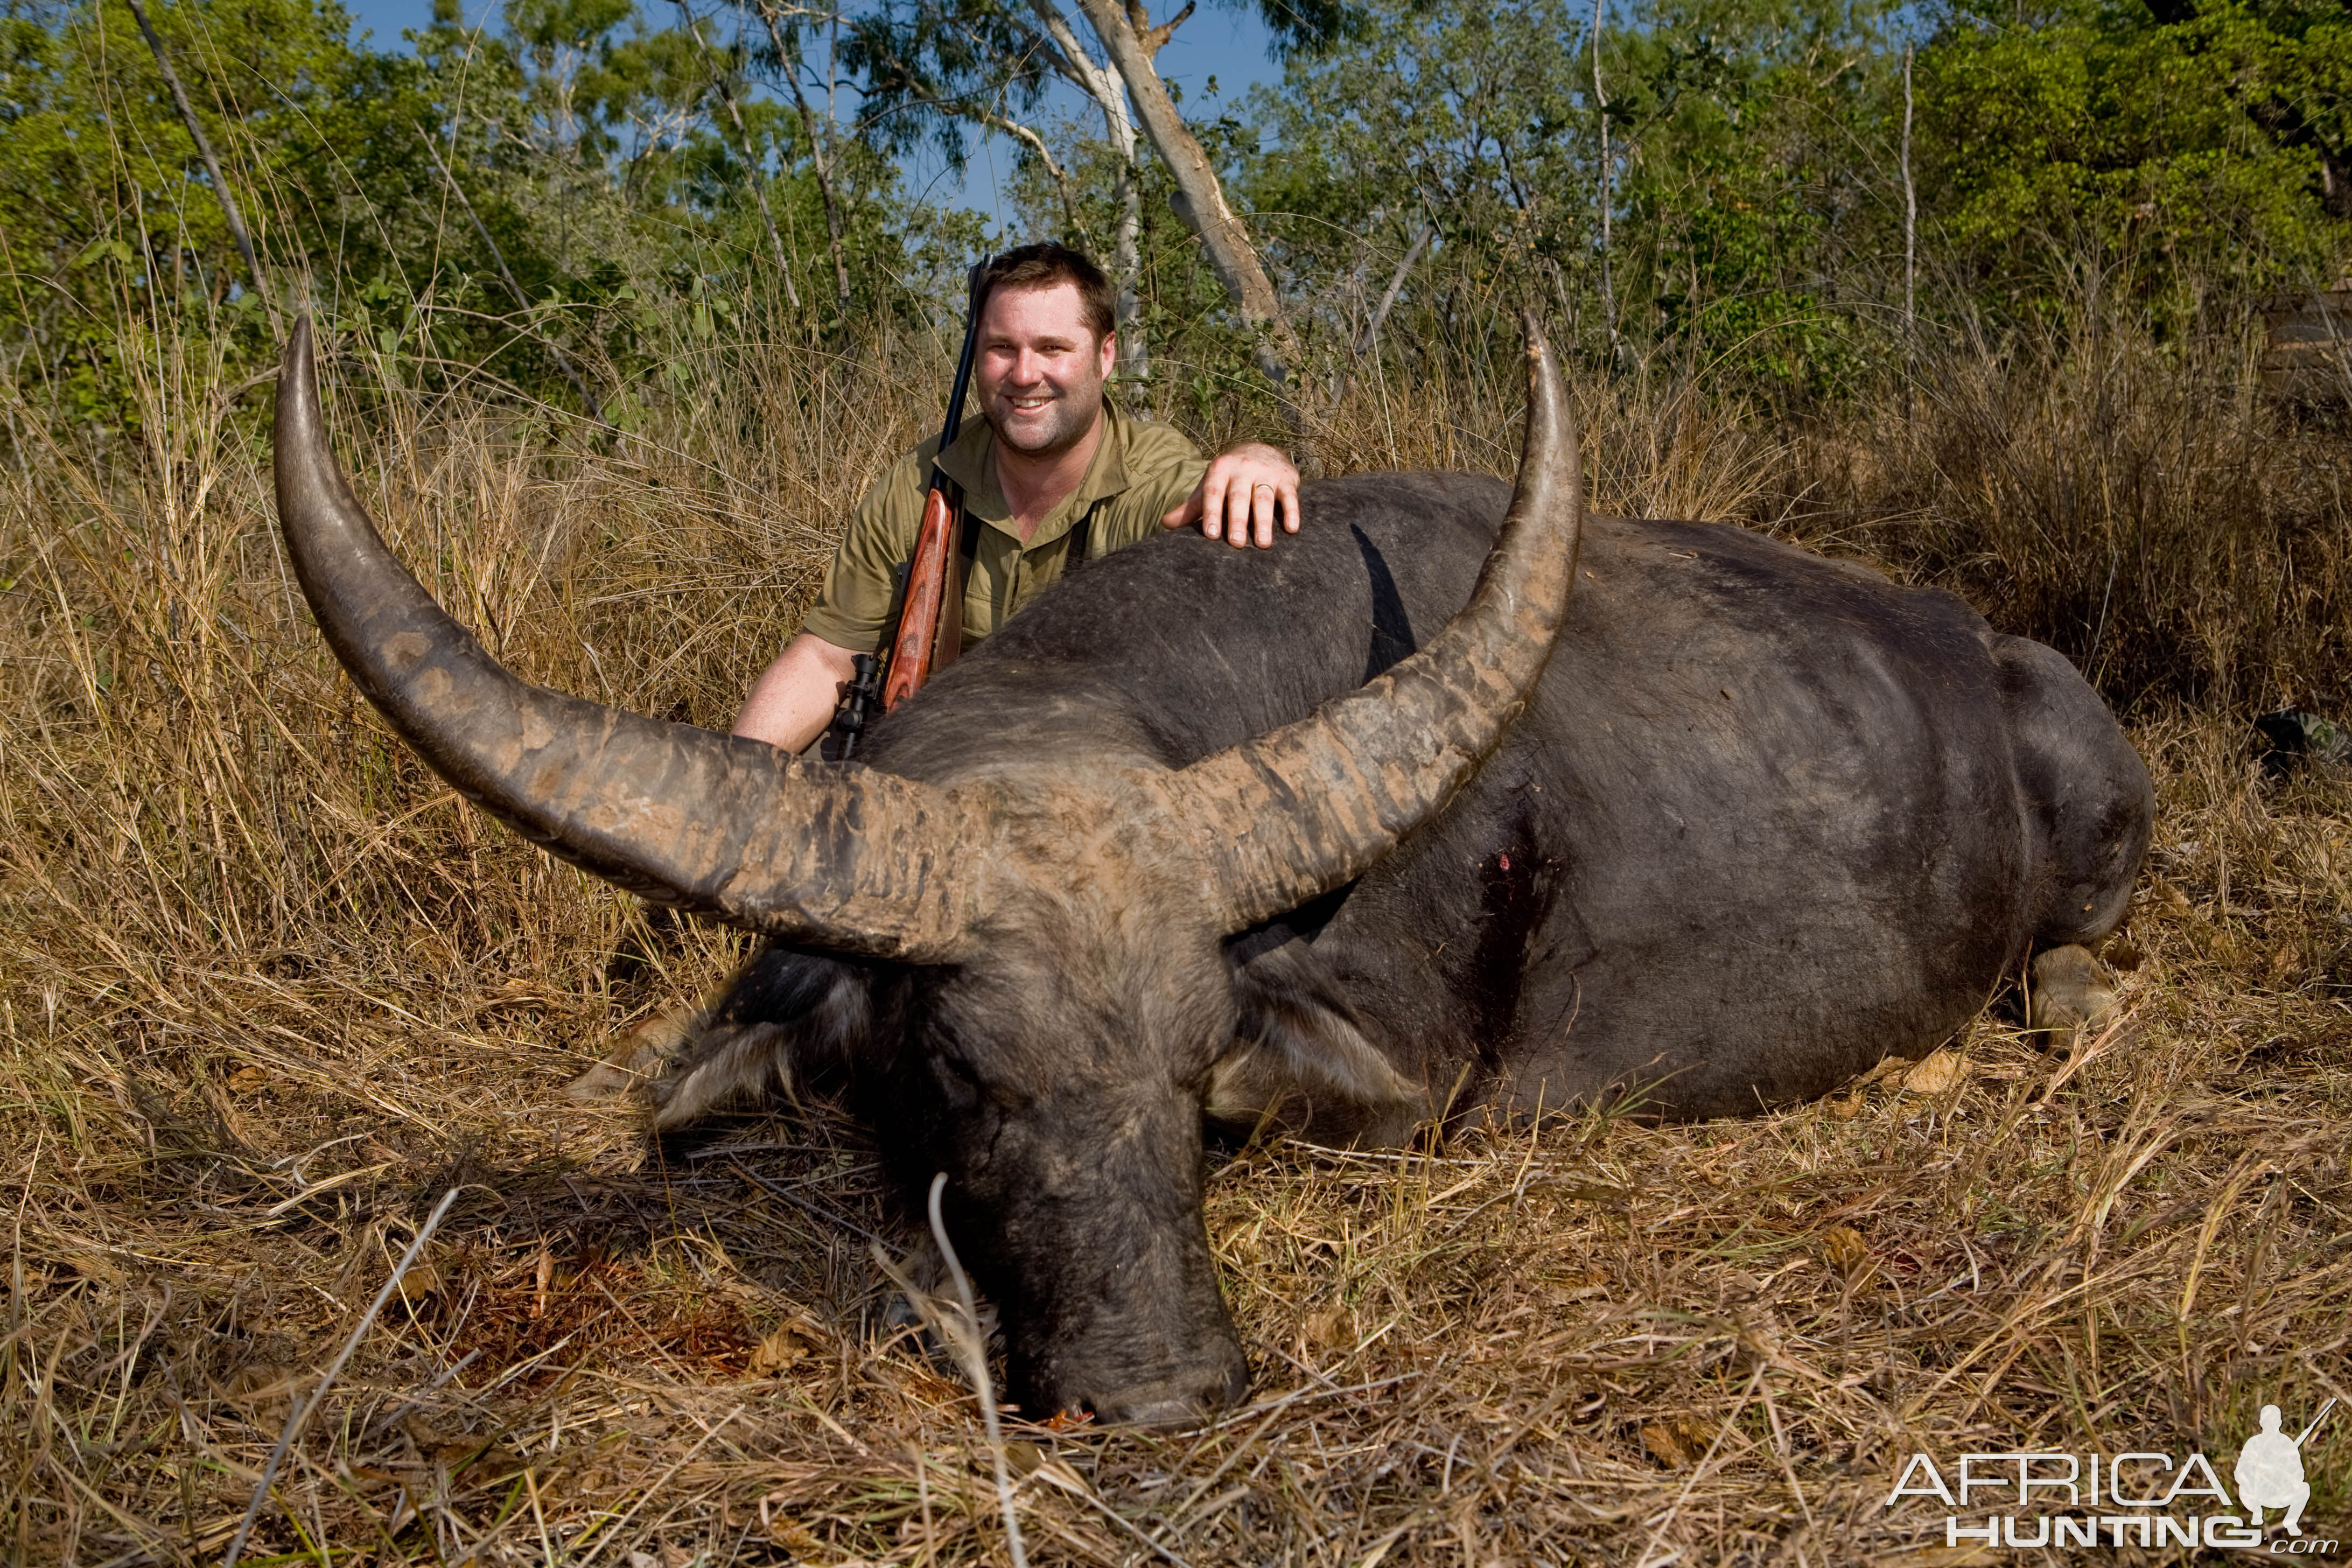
[272,319,1582,1424]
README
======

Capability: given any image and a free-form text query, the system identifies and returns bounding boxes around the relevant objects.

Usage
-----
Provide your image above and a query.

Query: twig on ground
[223,1187,461,1568]
[926,1170,1028,1568]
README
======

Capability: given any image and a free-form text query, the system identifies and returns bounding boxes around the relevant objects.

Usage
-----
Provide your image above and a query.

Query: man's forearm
[734,632,861,753]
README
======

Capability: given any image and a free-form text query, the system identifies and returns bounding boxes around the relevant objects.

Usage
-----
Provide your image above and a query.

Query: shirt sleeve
[1090,419,1209,557]
[797,447,932,651]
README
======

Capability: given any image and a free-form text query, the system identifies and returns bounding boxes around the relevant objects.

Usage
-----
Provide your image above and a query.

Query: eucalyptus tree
[849,0,1357,390]
[1915,0,2352,327]
[1248,0,1910,396]
[850,0,1157,381]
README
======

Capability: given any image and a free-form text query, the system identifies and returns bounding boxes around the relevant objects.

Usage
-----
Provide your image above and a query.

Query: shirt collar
[934,399,1139,545]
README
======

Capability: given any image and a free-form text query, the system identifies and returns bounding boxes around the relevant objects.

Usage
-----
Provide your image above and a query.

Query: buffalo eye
[927,1047,990,1115]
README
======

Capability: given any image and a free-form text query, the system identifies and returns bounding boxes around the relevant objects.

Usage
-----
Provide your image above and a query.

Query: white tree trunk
[1109,150,1146,396]
[1028,0,1149,390]
[1067,0,1299,389]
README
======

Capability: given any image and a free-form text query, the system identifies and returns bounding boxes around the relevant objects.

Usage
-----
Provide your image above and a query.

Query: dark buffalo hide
[652,472,2152,1419]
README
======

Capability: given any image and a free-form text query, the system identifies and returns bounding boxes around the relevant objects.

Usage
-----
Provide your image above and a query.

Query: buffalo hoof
[2029,944,2117,1047]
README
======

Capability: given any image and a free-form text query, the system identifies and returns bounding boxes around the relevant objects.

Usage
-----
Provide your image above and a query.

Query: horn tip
[283,313,313,381]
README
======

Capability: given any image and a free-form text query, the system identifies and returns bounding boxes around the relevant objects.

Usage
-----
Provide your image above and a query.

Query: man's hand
[1161,441,1301,548]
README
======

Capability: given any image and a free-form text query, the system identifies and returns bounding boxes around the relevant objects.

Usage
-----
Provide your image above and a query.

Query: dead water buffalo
[272,317,2151,1426]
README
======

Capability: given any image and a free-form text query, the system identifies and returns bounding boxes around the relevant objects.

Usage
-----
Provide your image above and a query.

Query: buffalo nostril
[1091,1356,1249,1428]
[1108,1396,1212,1429]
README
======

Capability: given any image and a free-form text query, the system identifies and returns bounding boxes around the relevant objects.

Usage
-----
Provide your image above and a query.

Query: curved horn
[1177,312,1583,929]
[272,317,972,960]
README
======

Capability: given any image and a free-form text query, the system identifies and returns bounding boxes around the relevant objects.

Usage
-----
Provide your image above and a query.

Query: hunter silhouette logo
[2238,1399,2335,1537]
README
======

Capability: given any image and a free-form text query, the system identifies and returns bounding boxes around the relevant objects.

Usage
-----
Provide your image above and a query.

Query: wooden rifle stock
[879,264,988,713]
[881,480,961,710]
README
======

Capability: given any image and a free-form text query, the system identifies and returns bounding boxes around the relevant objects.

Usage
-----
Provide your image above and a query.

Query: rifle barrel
[936,262,985,459]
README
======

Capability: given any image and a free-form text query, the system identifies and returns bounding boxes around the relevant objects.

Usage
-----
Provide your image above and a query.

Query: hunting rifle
[834,263,988,758]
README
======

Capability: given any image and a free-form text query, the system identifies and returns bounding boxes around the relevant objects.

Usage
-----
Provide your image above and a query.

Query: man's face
[975,282,1116,459]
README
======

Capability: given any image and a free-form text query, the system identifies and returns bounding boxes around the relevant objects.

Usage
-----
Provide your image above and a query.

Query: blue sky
[340,0,1286,234]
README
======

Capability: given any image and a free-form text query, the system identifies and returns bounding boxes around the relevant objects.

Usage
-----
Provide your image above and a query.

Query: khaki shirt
[799,403,1208,653]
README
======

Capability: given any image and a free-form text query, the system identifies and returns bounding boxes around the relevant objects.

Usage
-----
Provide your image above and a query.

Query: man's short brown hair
[978,243,1116,344]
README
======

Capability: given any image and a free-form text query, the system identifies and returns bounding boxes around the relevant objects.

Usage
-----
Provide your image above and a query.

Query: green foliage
[1229,0,2350,402]
[1919,0,2350,325]
[1,0,362,423]
[1240,0,1913,400]
[1,0,2346,437]
[0,0,978,440]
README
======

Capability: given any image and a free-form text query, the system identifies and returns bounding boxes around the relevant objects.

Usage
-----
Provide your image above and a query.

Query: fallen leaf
[751,1320,823,1375]
[1820,1224,1872,1279]
[1562,1270,1610,1300]
[1899,1048,1966,1095]
[1641,1417,1712,1468]
[1857,1054,1913,1087]
[395,1259,446,1301]
[763,1513,825,1555]
[220,1363,303,1413]
[1641,1422,1693,1468]
[399,1415,523,1477]
[1306,1300,1353,1352]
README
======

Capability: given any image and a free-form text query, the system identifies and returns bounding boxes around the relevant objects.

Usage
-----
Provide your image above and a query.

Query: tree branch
[978,110,1084,237]
[752,0,855,310]
[679,2,805,311]
[1069,0,1299,390]
[1356,220,1433,356]
[411,122,608,426]
[122,0,275,328]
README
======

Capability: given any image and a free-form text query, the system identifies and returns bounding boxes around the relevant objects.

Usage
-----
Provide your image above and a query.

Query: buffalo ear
[637,948,873,1131]
[568,1004,702,1101]
[1209,943,1426,1148]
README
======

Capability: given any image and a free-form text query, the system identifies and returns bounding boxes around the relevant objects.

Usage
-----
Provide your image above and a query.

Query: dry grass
[4,316,2349,1565]
[1780,319,2352,715]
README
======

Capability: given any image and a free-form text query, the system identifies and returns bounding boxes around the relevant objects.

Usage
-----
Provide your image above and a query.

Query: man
[733,243,1304,753]
[2236,1404,2313,1535]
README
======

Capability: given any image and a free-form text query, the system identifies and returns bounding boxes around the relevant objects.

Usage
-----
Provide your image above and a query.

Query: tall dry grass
[1779,314,2352,715]
[3,302,2349,1563]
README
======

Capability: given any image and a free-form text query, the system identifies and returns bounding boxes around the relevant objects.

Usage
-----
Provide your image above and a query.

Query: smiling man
[733,243,1303,753]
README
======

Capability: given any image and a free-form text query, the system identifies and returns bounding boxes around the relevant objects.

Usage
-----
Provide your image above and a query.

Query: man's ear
[1098,327,1117,382]
[643,947,874,1131]
[1210,942,1426,1148]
